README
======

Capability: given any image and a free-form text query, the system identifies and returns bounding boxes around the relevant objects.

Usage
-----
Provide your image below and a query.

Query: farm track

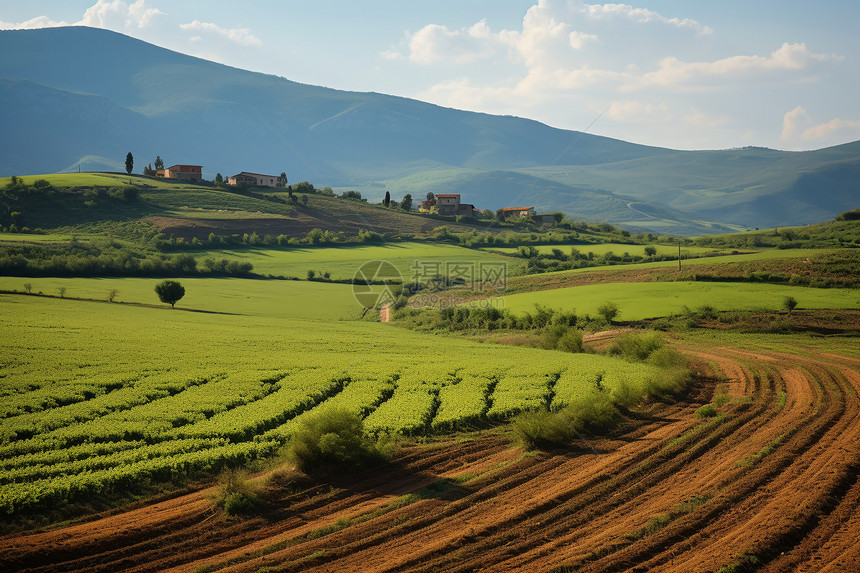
[1,346,858,572]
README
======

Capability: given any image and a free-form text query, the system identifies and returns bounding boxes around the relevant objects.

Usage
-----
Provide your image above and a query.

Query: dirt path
[1,346,858,573]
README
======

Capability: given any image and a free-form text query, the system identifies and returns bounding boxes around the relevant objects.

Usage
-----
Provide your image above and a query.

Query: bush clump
[287,408,391,472]
[608,331,664,361]
[212,469,262,517]
[512,390,617,451]
[696,404,718,418]
[512,408,574,450]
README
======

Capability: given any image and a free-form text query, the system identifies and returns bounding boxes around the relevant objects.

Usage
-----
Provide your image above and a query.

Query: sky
[2,0,859,151]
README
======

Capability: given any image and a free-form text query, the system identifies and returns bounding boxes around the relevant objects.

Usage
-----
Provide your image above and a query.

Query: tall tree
[214,173,223,185]
[278,172,288,188]
[400,193,412,210]
[125,152,133,175]
[383,191,390,207]
[154,156,164,170]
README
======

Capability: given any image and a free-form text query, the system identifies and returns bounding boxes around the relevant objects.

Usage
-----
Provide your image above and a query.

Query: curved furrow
[632,358,858,573]
[264,363,766,572]
[2,348,857,573]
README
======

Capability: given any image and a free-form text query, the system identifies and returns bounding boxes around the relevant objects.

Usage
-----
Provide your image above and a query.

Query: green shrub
[608,331,664,361]
[287,407,391,472]
[541,324,584,353]
[556,328,584,353]
[647,347,687,369]
[597,301,619,323]
[562,389,617,431]
[696,404,717,418]
[512,408,572,450]
[212,469,262,517]
[513,389,619,451]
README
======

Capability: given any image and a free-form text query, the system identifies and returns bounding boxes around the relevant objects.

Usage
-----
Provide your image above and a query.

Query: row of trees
[382,191,413,210]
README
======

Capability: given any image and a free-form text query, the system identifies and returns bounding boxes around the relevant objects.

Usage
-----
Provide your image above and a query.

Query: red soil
[1,346,858,573]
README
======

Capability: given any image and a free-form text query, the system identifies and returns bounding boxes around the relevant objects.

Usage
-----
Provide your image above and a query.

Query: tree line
[0,241,254,278]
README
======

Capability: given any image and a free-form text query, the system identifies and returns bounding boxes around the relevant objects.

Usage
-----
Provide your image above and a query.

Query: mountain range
[1,26,858,235]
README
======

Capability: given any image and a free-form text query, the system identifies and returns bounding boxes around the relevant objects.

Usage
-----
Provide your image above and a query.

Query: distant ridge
[1,26,858,234]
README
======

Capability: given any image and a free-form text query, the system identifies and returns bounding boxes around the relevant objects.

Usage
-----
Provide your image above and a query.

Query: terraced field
[1,331,857,572]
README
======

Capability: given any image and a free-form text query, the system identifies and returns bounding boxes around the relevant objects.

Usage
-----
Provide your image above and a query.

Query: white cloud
[782,106,860,143]
[569,30,599,50]
[583,2,712,36]
[179,20,262,47]
[606,100,669,122]
[0,1,163,31]
[381,49,404,61]
[0,16,70,30]
[681,109,729,129]
[639,43,837,90]
[79,0,165,30]
[407,21,501,64]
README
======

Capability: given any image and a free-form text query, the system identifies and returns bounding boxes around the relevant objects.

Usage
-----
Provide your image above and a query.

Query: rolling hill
[1,26,858,234]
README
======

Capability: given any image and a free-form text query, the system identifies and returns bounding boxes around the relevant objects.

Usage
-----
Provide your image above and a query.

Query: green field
[517,248,834,278]
[0,173,135,187]
[0,232,101,243]
[209,242,523,280]
[499,281,860,320]
[0,277,365,321]
[0,294,664,515]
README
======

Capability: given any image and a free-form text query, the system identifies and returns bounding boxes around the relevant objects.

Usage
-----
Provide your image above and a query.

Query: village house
[434,194,477,217]
[228,171,279,187]
[156,164,203,181]
[496,206,535,219]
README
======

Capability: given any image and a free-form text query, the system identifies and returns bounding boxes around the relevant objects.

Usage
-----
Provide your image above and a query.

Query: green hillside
[2,27,858,233]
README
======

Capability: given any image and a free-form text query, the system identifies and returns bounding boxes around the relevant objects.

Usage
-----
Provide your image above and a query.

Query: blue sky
[2,0,859,151]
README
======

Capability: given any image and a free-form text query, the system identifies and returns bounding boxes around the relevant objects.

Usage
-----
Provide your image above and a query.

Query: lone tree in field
[783,296,798,315]
[155,280,185,308]
[125,152,134,175]
[383,191,390,207]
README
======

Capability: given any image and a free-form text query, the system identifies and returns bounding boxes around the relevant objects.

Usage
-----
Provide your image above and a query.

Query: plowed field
[2,345,858,573]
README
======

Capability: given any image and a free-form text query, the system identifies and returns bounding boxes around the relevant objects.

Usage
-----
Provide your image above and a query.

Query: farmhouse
[156,165,202,181]
[228,171,279,187]
[435,194,477,217]
[496,206,535,219]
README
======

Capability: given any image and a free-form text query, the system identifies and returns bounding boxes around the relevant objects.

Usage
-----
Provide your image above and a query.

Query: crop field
[1,173,858,573]
[207,242,524,280]
[2,305,857,572]
[0,295,665,520]
[499,280,860,320]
